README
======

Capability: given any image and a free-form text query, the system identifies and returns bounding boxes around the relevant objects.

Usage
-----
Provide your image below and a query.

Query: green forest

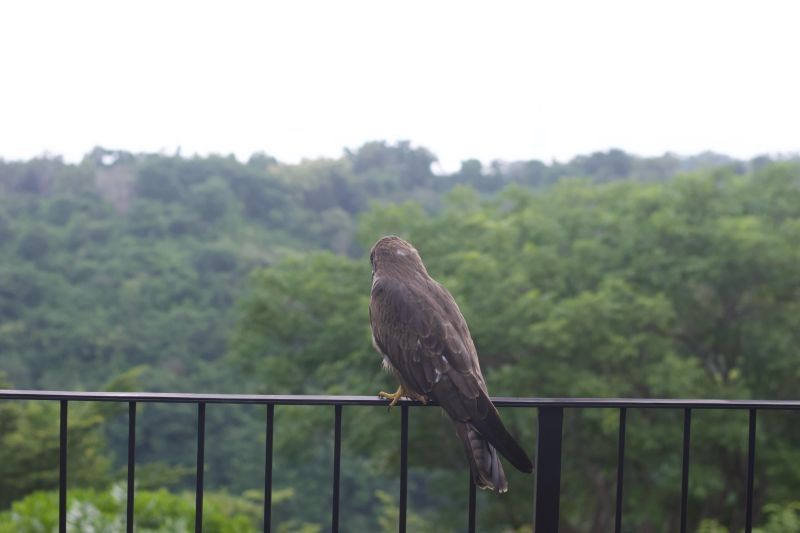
[1,143,799,532]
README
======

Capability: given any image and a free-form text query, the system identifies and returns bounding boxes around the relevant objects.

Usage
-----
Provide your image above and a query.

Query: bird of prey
[368,235,533,492]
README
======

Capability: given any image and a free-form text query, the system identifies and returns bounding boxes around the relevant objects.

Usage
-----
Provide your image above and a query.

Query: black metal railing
[2,390,800,532]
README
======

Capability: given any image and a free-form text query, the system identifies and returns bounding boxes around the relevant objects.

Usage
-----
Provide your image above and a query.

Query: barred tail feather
[471,396,534,474]
[454,421,509,493]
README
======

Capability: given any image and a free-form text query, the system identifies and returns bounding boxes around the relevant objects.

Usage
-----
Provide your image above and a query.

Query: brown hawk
[368,235,533,492]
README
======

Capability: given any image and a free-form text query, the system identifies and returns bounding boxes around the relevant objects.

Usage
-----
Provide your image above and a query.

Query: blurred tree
[0,374,111,509]
[347,140,437,193]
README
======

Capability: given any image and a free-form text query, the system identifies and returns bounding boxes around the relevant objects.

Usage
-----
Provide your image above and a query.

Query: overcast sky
[1,0,797,171]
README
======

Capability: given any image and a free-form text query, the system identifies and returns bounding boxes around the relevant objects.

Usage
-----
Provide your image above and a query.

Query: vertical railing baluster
[332,404,342,533]
[534,407,563,533]
[59,400,68,533]
[195,402,206,533]
[127,401,136,533]
[264,404,275,533]
[680,408,692,533]
[614,407,627,533]
[468,472,477,533]
[399,405,408,533]
[745,409,757,533]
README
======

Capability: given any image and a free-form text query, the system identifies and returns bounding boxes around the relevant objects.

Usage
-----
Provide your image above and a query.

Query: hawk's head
[370,235,427,276]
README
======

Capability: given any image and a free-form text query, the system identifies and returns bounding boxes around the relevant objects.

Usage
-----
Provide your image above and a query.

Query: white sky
[1,0,798,171]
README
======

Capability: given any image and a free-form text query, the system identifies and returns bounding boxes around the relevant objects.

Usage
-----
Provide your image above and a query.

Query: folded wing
[370,276,533,475]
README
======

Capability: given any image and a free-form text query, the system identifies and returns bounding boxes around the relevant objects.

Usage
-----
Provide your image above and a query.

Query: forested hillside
[1,143,798,531]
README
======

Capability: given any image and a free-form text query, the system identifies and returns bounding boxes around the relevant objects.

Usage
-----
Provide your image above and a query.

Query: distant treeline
[1,143,790,257]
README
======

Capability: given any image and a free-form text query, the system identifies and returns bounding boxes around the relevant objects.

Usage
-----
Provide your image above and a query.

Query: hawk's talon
[378,385,405,410]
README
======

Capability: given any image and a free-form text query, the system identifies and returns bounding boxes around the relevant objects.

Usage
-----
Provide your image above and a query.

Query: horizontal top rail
[2,389,800,410]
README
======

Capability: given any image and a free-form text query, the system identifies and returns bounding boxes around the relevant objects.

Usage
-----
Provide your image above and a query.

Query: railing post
[468,471,477,533]
[680,408,691,533]
[59,400,68,533]
[614,407,627,533]
[195,402,206,533]
[534,406,563,533]
[264,404,275,533]
[745,409,757,533]
[127,401,136,533]
[332,404,342,533]
[399,405,409,533]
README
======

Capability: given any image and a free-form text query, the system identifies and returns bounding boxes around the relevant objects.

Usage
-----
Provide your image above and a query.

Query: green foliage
[375,490,432,532]
[231,252,374,394]
[700,501,800,533]
[0,486,264,532]
[754,502,800,533]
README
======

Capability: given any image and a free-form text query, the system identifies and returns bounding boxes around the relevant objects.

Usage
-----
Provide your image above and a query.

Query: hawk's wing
[370,275,533,473]
[370,275,487,419]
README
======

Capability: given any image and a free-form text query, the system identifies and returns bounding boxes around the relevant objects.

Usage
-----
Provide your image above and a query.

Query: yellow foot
[378,385,405,409]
